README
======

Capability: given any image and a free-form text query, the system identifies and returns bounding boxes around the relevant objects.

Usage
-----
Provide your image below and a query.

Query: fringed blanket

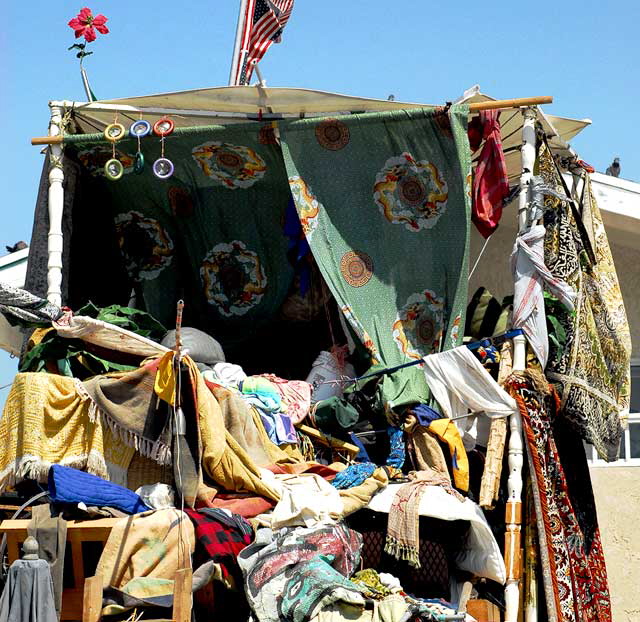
[508,371,612,622]
[385,469,464,568]
[81,359,172,464]
[0,373,109,491]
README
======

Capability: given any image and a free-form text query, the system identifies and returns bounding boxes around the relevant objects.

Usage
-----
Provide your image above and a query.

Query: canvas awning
[55,86,591,183]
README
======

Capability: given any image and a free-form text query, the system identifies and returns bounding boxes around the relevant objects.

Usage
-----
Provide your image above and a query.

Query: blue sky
[1,0,639,389]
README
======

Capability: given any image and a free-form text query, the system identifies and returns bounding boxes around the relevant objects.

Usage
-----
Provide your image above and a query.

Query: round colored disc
[104,158,124,181]
[134,151,145,174]
[130,120,151,138]
[153,118,175,137]
[153,157,174,179]
[104,122,126,142]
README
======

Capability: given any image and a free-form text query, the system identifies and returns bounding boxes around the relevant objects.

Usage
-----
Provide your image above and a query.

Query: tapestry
[64,123,295,358]
[279,107,471,407]
[508,372,612,622]
[540,139,632,460]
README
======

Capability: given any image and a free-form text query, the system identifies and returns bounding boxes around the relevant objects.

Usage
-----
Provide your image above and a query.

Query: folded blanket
[48,465,150,514]
[96,509,194,590]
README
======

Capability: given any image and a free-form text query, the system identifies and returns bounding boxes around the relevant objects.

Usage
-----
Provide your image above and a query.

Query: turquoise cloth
[280,107,471,407]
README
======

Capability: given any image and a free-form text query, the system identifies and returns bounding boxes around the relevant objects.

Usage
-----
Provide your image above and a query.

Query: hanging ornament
[104,114,125,181]
[153,118,175,137]
[153,158,174,179]
[134,152,145,175]
[129,119,151,138]
[104,158,124,180]
[104,122,126,142]
[130,118,149,175]
[153,117,175,179]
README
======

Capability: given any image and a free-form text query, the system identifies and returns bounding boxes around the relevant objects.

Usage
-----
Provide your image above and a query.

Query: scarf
[469,110,510,238]
[385,468,464,568]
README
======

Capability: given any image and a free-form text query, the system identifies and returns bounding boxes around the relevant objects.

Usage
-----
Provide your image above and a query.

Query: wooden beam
[82,576,103,622]
[172,568,192,622]
[30,95,553,145]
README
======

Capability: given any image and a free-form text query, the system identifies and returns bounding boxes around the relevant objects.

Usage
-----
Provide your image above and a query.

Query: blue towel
[48,465,150,515]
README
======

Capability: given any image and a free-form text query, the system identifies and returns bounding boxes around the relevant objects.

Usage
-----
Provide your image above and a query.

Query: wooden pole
[30,95,553,146]
[504,106,537,622]
[47,104,65,307]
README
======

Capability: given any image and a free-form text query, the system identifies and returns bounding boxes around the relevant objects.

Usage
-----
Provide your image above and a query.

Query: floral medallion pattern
[201,240,267,317]
[373,152,448,232]
[315,119,350,151]
[191,142,266,189]
[392,289,445,359]
[340,251,373,287]
[114,211,174,281]
[77,146,134,177]
[340,304,379,364]
[288,176,321,240]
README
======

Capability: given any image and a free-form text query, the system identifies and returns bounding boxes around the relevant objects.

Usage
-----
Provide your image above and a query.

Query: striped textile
[234,0,294,85]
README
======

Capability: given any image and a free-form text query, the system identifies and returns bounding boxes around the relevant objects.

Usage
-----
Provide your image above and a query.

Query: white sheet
[367,484,506,584]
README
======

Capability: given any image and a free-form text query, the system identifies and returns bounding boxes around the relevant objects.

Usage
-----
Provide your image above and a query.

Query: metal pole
[504,106,537,622]
[47,104,65,306]
[229,0,249,85]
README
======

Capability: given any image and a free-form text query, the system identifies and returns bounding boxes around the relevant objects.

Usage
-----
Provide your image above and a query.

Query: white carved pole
[47,104,65,306]
[504,106,536,622]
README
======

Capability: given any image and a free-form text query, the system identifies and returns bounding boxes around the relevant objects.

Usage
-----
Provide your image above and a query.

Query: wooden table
[0,518,118,621]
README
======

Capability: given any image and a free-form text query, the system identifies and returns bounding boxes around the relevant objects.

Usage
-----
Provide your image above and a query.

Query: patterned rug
[508,371,612,622]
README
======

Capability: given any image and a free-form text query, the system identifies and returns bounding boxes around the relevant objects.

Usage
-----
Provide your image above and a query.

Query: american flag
[233,0,295,85]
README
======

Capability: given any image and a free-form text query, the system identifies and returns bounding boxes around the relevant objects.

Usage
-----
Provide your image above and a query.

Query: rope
[468,234,492,281]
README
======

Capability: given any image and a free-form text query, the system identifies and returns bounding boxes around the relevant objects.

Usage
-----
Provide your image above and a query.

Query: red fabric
[198,492,276,518]
[470,111,509,238]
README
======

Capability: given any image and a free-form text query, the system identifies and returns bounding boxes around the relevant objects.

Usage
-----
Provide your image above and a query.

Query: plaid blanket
[186,508,253,586]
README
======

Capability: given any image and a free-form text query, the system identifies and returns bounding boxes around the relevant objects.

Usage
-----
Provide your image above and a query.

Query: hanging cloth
[511,224,576,368]
[279,106,472,409]
[508,372,612,622]
[469,110,510,238]
[540,138,632,461]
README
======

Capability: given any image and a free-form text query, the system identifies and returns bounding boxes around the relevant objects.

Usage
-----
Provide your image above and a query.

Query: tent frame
[40,94,565,622]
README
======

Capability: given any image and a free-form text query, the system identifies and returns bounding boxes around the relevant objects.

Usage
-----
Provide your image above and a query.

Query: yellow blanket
[0,373,109,491]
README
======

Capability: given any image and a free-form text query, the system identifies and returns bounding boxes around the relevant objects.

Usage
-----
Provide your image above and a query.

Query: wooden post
[504,106,536,622]
[82,576,103,622]
[47,104,65,306]
[172,568,193,622]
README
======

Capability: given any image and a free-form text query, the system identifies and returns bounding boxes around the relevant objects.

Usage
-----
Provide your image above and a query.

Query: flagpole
[229,0,249,85]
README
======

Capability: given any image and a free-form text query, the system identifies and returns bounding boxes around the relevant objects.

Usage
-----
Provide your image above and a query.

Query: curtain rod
[30,95,552,146]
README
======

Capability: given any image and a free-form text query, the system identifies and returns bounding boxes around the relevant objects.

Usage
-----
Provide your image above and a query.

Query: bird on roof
[605,157,621,177]
[5,241,27,254]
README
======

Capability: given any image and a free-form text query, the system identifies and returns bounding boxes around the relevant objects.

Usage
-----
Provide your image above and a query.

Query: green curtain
[66,122,294,352]
[279,107,471,408]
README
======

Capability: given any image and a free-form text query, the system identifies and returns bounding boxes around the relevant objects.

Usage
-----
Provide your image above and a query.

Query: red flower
[68,7,109,43]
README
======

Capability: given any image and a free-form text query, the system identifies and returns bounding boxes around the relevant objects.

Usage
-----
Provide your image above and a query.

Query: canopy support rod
[229,0,250,86]
[30,95,553,146]
[504,106,537,622]
[47,104,65,307]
